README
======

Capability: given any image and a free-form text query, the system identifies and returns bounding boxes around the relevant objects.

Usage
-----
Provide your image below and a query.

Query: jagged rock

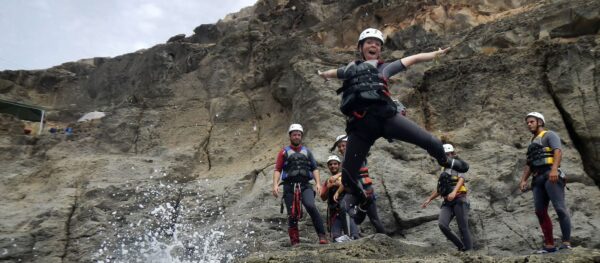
[540,4,600,39]
[191,24,221,44]
[543,40,600,185]
[387,25,444,53]
[166,34,186,43]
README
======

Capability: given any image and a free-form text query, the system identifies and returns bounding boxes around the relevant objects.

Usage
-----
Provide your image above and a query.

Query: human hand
[519,180,529,192]
[315,184,322,196]
[333,192,340,203]
[317,70,329,81]
[327,177,336,187]
[272,185,279,198]
[549,169,559,184]
[435,47,450,55]
[334,175,342,186]
[447,192,456,201]
[433,47,450,64]
[362,188,374,203]
[421,199,431,208]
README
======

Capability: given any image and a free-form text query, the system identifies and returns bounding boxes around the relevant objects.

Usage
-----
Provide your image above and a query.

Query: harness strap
[352,111,367,119]
[291,183,303,220]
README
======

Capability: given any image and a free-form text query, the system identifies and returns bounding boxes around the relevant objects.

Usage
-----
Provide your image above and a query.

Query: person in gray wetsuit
[422,144,473,251]
[318,28,470,211]
[519,112,571,253]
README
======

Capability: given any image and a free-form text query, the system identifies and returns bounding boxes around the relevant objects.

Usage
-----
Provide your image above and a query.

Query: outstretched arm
[421,189,439,208]
[401,47,450,68]
[318,69,338,80]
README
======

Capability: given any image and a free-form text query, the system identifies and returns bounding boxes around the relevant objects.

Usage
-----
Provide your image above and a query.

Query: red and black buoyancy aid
[282,146,313,182]
[336,61,396,118]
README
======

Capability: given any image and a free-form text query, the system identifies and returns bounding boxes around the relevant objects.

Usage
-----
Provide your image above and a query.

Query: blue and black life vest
[526,131,555,167]
[281,146,313,182]
[336,61,396,117]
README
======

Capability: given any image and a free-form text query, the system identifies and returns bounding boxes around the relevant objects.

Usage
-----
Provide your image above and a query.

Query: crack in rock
[541,49,599,185]
[61,189,79,262]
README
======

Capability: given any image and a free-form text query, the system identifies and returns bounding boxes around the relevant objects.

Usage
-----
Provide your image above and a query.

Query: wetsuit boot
[439,157,469,173]
[288,227,300,246]
[318,233,329,244]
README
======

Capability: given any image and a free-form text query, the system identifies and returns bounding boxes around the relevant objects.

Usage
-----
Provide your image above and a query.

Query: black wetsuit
[336,60,459,203]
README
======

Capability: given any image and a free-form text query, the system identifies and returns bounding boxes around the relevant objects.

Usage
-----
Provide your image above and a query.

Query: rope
[291,183,303,220]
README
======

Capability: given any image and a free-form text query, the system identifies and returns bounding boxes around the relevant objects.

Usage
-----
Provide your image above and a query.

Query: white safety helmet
[327,155,341,164]
[288,123,303,134]
[443,144,455,153]
[358,28,384,45]
[335,134,348,142]
[526,112,545,125]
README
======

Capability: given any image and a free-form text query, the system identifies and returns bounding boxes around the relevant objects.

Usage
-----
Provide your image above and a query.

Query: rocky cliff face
[1,0,599,262]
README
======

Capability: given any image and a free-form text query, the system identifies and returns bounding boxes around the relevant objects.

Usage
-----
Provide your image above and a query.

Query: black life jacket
[336,61,396,117]
[326,183,341,208]
[526,130,554,167]
[437,169,467,197]
[437,171,454,197]
[282,146,312,182]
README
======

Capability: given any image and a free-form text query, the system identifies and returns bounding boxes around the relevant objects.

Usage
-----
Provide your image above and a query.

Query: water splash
[93,171,254,262]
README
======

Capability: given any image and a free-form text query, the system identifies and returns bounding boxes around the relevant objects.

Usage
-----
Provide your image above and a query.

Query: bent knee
[438,222,450,231]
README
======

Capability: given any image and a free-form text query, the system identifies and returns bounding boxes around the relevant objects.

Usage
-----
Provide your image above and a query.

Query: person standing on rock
[331,134,386,236]
[320,155,354,242]
[318,28,469,216]
[272,123,328,245]
[519,112,572,253]
[421,144,473,251]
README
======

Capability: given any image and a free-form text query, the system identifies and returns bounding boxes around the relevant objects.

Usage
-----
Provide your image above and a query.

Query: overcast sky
[0,0,256,71]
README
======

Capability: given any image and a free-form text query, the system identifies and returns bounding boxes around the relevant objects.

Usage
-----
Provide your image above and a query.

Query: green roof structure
[0,98,45,135]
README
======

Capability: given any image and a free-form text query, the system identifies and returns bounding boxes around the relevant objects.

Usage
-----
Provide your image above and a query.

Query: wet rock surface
[1,0,600,262]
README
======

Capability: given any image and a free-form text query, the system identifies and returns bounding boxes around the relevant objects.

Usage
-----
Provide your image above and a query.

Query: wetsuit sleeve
[336,67,346,79]
[336,62,357,80]
[380,60,406,79]
[274,149,285,172]
[544,131,562,150]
